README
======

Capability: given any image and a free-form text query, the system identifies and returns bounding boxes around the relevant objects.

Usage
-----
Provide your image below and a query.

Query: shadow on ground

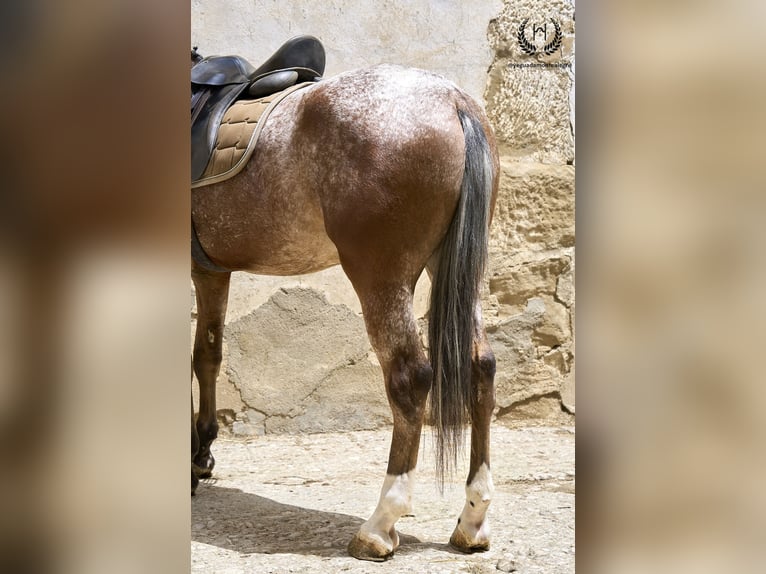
[192,483,441,558]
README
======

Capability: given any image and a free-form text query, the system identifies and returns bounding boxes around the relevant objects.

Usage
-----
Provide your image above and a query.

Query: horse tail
[428,107,494,484]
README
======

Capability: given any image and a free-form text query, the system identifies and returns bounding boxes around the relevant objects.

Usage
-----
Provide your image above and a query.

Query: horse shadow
[191,483,459,558]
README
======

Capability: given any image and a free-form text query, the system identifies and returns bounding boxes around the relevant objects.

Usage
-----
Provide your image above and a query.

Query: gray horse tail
[428,108,493,484]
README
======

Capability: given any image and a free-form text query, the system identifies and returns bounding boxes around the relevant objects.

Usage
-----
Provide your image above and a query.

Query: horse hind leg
[191,266,231,482]
[347,286,432,561]
[449,304,496,552]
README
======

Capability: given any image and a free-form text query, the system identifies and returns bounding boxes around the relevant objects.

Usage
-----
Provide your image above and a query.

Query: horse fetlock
[378,472,414,518]
[193,447,215,478]
[465,479,493,512]
[466,463,494,506]
[467,493,492,511]
[381,481,412,517]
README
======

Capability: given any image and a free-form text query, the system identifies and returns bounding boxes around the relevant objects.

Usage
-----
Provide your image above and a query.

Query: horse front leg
[191,385,200,494]
[347,288,432,561]
[450,307,496,552]
[191,266,231,482]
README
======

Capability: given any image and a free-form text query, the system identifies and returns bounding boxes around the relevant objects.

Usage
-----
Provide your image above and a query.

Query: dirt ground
[191,423,574,573]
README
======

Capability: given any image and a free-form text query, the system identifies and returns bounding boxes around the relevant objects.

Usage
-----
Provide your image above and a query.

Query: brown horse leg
[347,286,432,561]
[449,304,496,551]
[191,356,200,494]
[191,396,200,494]
[191,267,231,479]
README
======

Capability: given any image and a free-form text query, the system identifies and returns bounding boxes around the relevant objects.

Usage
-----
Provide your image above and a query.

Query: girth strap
[191,216,230,273]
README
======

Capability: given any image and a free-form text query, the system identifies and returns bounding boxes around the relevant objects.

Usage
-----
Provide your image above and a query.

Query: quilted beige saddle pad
[192,82,311,189]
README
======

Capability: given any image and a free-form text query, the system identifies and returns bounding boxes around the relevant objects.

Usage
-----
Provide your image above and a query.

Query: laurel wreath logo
[517,18,563,56]
[543,20,563,55]
[517,18,538,55]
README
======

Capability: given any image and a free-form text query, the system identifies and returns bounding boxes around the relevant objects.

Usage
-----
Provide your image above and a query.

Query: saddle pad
[192,82,311,189]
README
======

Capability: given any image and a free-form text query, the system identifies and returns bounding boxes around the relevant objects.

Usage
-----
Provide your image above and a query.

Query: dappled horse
[191,37,499,561]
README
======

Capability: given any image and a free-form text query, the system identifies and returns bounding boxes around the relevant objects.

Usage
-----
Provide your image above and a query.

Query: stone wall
[191,0,575,435]
[484,0,576,420]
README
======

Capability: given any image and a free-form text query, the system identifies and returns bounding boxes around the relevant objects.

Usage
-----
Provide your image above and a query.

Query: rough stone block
[224,286,390,433]
[486,0,575,162]
[489,310,560,407]
[487,65,574,163]
[489,256,570,317]
[532,295,571,348]
[489,160,575,264]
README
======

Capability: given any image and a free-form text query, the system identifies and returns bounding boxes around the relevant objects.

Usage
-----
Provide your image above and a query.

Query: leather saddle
[191,35,325,182]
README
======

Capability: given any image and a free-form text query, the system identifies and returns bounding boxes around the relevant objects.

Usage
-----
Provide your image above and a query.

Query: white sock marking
[357,472,415,551]
[457,463,493,542]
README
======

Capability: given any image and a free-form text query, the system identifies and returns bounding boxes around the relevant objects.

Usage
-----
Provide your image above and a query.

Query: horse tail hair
[428,107,493,485]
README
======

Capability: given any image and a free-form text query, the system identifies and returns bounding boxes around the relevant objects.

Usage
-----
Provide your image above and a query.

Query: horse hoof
[449,522,490,553]
[347,532,394,562]
[193,452,215,478]
[191,468,199,496]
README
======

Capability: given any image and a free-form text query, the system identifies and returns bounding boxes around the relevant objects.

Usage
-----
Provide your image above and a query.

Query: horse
[191,48,500,561]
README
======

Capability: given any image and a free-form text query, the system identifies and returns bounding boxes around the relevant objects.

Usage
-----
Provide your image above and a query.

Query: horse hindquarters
[337,100,497,559]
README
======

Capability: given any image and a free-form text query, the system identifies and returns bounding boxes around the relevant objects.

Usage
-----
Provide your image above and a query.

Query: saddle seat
[191,35,325,182]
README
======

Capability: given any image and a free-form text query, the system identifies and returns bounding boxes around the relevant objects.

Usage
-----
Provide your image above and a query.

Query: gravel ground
[191,424,574,573]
